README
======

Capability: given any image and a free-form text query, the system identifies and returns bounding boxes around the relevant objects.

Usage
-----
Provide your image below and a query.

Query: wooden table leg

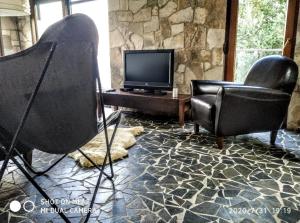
[178,102,185,127]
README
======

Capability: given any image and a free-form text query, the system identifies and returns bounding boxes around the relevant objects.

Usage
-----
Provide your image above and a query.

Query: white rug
[69,126,144,167]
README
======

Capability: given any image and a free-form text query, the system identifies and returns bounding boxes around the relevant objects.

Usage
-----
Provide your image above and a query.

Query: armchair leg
[194,124,199,134]
[270,130,278,145]
[23,150,32,166]
[216,137,224,149]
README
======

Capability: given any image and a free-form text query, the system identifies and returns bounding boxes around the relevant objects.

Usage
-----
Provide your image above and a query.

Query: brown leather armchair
[191,55,299,149]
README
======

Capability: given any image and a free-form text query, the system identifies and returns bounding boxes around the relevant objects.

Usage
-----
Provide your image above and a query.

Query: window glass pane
[235,0,286,83]
[71,0,111,90]
[36,0,63,38]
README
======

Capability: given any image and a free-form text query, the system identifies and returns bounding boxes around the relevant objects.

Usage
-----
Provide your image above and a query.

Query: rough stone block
[120,0,129,10]
[159,1,177,18]
[126,38,135,49]
[171,23,184,36]
[131,33,144,49]
[190,62,203,80]
[177,50,192,64]
[2,35,12,49]
[154,30,164,48]
[108,0,120,11]
[212,48,223,66]
[0,17,16,30]
[110,48,122,69]
[160,18,171,39]
[143,32,155,48]
[147,0,158,7]
[1,30,10,36]
[110,29,125,48]
[204,62,211,71]
[169,7,193,24]
[152,6,159,16]
[184,67,197,92]
[164,33,184,49]
[207,28,225,49]
[203,66,223,80]
[287,92,300,130]
[177,64,186,73]
[184,24,206,48]
[144,16,159,33]
[194,7,208,24]
[200,50,211,61]
[129,0,147,13]
[174,72,184,84]
[128,22,144,36]
[158,0,168,8]
[133,8,152,22]
[109,12,118,31]
[178,0,196,9]
[117,11,133,22]
[10,31,18,41]
[12,40,20,46]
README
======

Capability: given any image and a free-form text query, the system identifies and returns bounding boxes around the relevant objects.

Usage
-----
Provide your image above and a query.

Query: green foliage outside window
[235,0,286,82]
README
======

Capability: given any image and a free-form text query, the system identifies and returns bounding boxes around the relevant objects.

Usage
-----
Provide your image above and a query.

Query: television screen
[124,49,174,90]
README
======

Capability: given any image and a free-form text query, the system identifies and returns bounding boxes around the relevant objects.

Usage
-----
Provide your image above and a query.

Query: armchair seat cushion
[191,95,217,131]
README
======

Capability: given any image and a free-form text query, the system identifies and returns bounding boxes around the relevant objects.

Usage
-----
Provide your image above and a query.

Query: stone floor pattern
[0,113,300,223]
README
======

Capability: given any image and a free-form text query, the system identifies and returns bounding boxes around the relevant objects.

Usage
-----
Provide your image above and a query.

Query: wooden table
[102,90,191,126]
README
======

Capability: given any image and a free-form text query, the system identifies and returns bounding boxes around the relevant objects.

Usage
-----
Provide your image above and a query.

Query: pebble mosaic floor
[0,112,300,223]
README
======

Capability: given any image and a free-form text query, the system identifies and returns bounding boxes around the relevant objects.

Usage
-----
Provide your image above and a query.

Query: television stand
[131,89,167,96]
[102,90,190,126]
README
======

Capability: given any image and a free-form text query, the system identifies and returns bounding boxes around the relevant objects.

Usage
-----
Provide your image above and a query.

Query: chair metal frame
[0,42,119,223]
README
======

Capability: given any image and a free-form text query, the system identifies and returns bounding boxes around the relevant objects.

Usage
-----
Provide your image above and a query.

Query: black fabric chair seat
[191,95,217,131]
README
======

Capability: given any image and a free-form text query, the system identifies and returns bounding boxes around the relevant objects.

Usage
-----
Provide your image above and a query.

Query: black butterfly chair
[0,14,121,223]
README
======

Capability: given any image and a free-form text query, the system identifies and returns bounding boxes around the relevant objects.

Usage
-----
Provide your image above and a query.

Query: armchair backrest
[244,55,298,94]
[0,14,100,154]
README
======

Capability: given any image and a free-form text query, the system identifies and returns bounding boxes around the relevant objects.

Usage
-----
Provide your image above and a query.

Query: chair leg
[1,144,115,223]
[0,152,10,183]
[23,150,32,166]
[216,137,224,149]
[194,124,199,134]
[270,130,278,145]
[81,119,119,223]
[106,114,121,178]
[9,156,72,222]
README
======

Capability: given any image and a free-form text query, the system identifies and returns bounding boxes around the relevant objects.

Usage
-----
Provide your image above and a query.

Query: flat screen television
[123,49,174,93]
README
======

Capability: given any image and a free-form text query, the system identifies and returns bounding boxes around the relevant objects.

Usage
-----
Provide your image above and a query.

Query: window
[36,0,64,38]
[235,0,286,82]
[34,0,111,90]
[224,0,299,81]
[70,0,111,90]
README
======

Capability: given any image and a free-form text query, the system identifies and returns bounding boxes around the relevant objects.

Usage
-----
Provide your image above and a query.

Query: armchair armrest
[214,86,291,136]
[190,80,242,96]
[220,85,291,100]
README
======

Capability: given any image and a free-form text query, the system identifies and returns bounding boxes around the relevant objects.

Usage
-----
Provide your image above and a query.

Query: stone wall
[108,0,226,93]
[287,6,300,130]
[1,17,20,55]
[0,16,32,55]
[17,16,33,50]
